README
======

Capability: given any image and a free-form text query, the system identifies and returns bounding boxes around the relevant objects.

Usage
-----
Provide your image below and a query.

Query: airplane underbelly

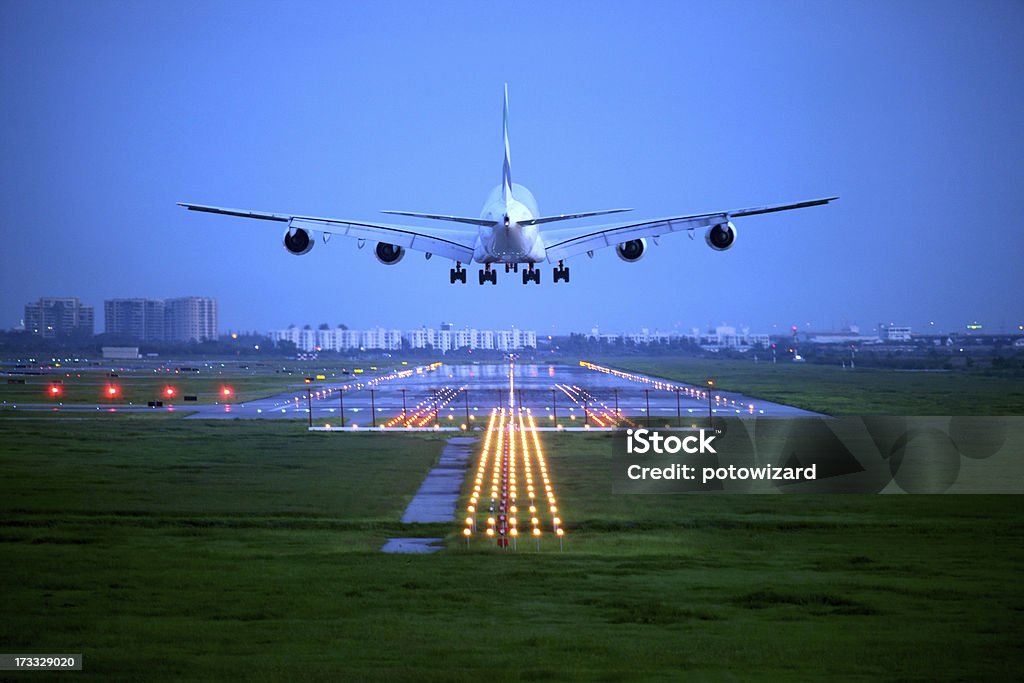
[473,225,546,264]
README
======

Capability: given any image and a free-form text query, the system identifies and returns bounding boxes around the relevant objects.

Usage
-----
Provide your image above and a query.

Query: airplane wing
[517,208,633,227]
[541,197,838,262]
[178,203,476,262]
[379,210,497,227]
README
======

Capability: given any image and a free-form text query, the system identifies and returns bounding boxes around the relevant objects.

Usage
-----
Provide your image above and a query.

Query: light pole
[400,388,408,423]
[306,386,313,428]
[552,389,557,424]
[369,388,377,428]
[339,386,345,428]
[706,379,714,428]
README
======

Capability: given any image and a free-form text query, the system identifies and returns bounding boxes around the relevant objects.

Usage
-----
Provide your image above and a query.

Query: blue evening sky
[2,0,1022,337]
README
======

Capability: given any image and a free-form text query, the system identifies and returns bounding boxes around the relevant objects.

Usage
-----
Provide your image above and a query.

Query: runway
[188,360,818,425]
[3,361,818,425]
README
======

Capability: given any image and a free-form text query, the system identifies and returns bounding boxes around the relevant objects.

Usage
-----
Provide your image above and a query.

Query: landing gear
[478,266,497,285]
[450,261,467,284]
[522,265,540,285]
[553,261,570,283]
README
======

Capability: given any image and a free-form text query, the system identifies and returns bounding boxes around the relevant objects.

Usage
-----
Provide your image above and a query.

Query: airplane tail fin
[502,83,512,204]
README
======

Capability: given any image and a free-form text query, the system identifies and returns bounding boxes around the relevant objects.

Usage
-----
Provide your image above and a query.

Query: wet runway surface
[4,362,817,424]
[184,361,819,425]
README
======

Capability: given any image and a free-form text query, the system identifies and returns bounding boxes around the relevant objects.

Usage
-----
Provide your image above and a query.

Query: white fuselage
[472,183,547,264]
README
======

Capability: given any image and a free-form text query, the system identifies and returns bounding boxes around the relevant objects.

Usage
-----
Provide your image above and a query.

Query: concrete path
[399,436,476,523]
[380,538,446,553]
[382,436,476,553]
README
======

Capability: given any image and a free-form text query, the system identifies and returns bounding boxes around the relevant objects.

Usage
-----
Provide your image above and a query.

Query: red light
[221,387,233,397]
[106,385,120,398]
[49,385,62,397]
[164,386,176,398]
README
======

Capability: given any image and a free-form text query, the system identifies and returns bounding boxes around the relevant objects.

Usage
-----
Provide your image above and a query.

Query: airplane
[179,85,837,286]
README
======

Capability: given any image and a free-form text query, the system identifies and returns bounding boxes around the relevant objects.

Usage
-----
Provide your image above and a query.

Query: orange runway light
[164,386,177,398]
[48,385,62,397]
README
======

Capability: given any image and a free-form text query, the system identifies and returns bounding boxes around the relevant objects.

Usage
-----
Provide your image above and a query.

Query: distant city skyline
[8,292,1021,339]
[2,3,1022,337]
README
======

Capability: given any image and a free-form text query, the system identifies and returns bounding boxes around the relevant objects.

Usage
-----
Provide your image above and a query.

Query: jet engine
[374,242,406,265]
[283,227,314,255]
[705,221,737,251]
[615,238,647,263]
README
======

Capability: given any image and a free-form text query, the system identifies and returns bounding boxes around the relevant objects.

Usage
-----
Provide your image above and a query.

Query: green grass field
[595,356,1024,415]
[1,418,1021,680]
